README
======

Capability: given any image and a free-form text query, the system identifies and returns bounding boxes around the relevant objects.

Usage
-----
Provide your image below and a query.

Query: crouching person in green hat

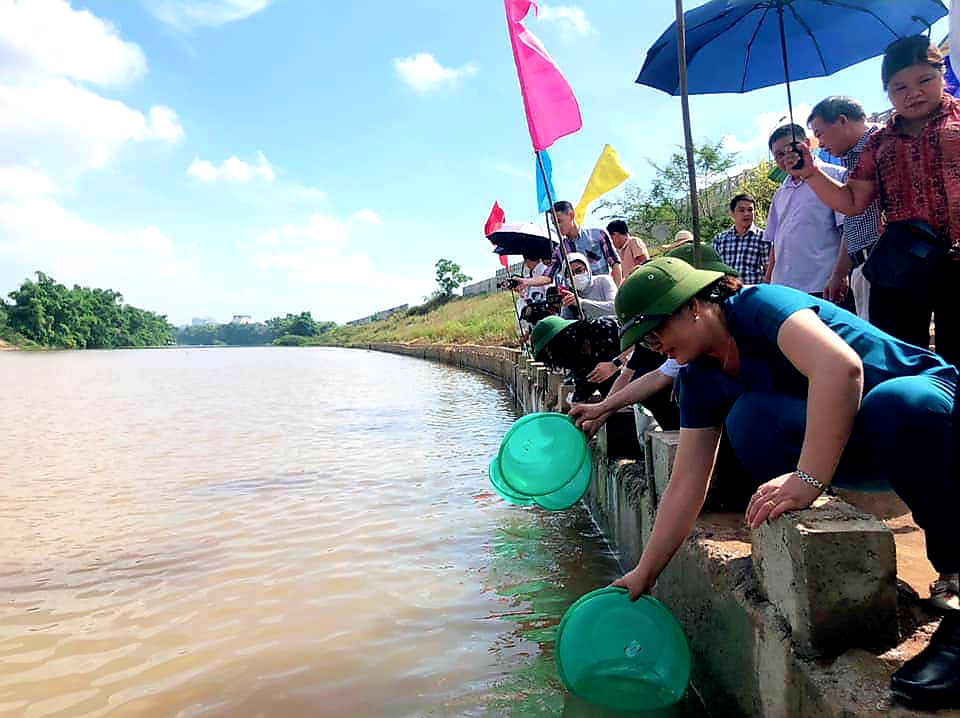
[613,256,960,709]
[530,316,626,404]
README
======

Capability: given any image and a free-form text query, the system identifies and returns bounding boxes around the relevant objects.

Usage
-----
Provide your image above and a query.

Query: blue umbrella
[637,0,948,97]
[634,0,948,265]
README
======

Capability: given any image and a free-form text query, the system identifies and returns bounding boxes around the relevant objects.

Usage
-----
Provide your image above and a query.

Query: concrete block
[649,430,681,501]
[613,461,646,569]
[752,495,898,658]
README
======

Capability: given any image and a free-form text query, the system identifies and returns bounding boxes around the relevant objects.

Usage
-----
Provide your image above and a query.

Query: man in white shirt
[763,124,853,310]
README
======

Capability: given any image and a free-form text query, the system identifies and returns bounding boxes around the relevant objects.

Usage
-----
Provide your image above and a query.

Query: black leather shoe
[892,612,960,709]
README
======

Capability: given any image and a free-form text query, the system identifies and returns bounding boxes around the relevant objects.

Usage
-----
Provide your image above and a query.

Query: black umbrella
[487,222,556,261]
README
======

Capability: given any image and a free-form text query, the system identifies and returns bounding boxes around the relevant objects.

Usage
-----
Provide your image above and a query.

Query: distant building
[191,316,217,326]
[231,314,253,324]
[346,304,409,326]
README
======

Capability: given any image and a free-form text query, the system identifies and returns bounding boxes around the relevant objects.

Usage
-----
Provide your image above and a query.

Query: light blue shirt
[767,162,846,293]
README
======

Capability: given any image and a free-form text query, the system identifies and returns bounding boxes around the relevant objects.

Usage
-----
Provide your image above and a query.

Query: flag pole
[675,0,702,268]
[536,150,584,319]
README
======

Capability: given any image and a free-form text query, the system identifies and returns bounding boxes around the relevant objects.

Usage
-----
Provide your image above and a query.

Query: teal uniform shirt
[678,285,956,429]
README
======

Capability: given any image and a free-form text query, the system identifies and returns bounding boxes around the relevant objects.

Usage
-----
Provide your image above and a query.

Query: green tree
[600,139,740,251]
[434,259,471,298]
[6,272,173,348]
[731,159,779,227]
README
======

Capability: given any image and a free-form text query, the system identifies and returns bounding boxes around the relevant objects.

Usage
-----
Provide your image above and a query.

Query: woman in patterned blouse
[786,36,960,368]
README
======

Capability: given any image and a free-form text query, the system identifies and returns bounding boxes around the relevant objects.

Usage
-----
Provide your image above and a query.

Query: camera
[497,275,522,290]
[520,289,562,323]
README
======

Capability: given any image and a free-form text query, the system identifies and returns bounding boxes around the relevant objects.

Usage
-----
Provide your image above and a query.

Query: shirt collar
[843,125,880,161]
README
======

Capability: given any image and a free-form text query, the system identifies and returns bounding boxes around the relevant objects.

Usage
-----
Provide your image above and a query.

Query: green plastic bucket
[555,587,690,712]
[533,448,593,511]
[488,457,533,506]
[498,413,587,496]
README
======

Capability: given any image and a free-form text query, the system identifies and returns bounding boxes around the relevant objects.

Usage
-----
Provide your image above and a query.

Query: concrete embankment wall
[354,342,955,718]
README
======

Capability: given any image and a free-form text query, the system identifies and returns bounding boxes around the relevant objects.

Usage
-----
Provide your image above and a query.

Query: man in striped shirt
[711,193,770,285]
[808,96,881,320]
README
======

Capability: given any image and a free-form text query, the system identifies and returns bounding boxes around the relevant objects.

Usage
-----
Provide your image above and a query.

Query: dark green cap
[530,315,576,361]
[664,242,739,277]
[615,257,723,351]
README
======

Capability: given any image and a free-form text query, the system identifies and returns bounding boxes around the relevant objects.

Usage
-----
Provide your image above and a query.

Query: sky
[0,0,951,325]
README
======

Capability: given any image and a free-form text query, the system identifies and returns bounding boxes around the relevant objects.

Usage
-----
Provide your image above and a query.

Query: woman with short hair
[788,35,960,366]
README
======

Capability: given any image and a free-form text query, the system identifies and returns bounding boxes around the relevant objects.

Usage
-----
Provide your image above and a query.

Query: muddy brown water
[0,347,706,717]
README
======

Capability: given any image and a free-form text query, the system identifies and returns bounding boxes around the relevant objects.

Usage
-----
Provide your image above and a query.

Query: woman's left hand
[745,473,823,529]
[587,361,618,383]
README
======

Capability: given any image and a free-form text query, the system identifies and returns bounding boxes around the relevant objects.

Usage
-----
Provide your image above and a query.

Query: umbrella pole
[674,0,703,268]
[777,5,801,151]
[536,150,585,319]
[509,284,528,352]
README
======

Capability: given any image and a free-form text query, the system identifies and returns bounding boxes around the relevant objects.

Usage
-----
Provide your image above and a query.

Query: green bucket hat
[615,257,723,351]
[664,242,739,277]
[530,315,576,361]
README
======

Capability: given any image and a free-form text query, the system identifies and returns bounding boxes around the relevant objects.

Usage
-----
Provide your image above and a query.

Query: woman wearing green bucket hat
[530,316,625,403]
[613,256,960,708]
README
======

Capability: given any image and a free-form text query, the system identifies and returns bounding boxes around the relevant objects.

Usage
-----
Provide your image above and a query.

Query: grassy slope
[319,291,519,347]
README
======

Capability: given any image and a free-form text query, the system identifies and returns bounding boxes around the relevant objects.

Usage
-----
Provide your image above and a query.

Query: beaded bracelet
[794,469,826,492]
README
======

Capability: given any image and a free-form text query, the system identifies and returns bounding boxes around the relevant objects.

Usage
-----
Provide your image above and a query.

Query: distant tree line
[3,272,174,348]
[174,312,335,346]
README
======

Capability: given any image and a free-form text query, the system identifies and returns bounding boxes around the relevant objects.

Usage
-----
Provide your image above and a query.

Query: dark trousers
[724,376,958,573]
[870,257,960,368]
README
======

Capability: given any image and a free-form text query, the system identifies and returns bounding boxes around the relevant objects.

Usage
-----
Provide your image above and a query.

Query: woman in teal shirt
[613,257,959,709]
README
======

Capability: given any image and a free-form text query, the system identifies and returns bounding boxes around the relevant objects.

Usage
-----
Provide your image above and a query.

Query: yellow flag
[574,144,631,225]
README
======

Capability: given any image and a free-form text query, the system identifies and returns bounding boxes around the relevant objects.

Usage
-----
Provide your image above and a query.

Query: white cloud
[291,184,327,202]
[352,208,381,225]
[0,166,56,198]
[187,151,274,182]
[536,5,593,36]
[147,105,185,143]
[250,213,434,321]
[721,103,813,157]
[0,0,146,86]
[142,0,273,30]
[0,79,184,177]
[0,196,198,313]
[393,53,477,94]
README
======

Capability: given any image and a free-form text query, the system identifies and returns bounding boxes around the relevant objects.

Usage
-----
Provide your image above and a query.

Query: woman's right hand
[611,565,655,601]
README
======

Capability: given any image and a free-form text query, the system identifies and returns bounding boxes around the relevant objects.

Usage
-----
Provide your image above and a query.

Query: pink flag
[505,0,582,151]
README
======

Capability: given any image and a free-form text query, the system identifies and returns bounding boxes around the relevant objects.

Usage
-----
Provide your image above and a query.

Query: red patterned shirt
[850,94,960,245]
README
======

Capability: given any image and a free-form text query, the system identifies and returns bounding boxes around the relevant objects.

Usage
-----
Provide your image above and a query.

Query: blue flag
[536,150,555,213]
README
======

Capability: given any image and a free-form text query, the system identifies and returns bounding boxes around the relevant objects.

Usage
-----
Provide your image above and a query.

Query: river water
[0,347,705,717]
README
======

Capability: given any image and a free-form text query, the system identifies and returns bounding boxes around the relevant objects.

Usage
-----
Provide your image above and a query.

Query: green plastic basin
[555,587,691,712]
[488,457,533,506]
[497,413,587,496]
[533,448,592,511]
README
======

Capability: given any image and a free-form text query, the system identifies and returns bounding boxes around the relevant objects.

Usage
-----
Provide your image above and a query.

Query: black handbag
[861,219,949,303]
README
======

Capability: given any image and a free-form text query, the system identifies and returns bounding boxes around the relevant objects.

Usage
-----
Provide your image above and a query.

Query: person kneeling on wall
[612,256,960,710]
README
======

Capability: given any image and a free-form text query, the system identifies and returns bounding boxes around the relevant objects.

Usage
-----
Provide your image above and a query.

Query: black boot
[892,612,960,709]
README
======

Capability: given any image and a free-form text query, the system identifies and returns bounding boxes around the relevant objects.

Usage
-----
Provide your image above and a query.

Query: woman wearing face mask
[560,252,618,319]
[786,36,960,367]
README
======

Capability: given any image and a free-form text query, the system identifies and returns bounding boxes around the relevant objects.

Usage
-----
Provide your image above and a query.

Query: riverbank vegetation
[174,312,335,346]
[2,272,173,349]
[320,291,517,347]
